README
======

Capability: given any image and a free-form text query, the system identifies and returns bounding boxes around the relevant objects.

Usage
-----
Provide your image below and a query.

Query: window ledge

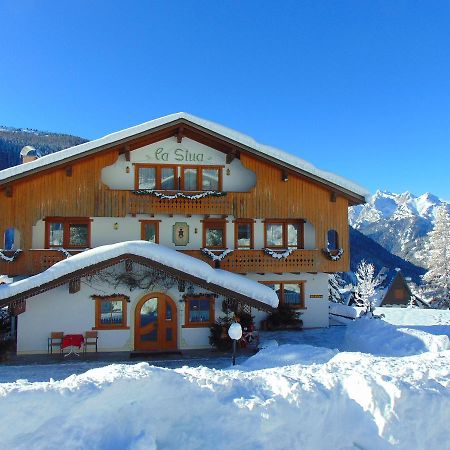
[182,324,213,329]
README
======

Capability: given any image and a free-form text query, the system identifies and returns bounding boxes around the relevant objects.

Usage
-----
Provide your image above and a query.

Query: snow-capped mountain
[349,190,450,268]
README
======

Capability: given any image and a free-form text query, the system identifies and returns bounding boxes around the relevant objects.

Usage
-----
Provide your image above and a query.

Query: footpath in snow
[1,307,450,450]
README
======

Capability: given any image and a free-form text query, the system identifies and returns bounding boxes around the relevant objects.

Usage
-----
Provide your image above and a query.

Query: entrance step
[129,350,182,358]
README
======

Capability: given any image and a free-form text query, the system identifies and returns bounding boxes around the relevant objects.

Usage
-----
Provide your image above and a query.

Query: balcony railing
[0,248,319,277]
[181,249,318,273]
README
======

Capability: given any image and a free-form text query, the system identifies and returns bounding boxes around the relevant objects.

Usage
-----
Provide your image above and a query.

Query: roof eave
[0,252,275,312]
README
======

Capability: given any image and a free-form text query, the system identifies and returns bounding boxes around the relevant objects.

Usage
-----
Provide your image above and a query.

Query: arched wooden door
[134,293,178,351]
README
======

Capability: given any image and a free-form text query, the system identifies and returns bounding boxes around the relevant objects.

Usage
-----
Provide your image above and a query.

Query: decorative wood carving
[69,278,81,294]
[177,127,184,143]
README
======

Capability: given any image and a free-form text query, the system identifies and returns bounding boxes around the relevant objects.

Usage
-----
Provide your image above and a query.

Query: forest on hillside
[0,127,87,170]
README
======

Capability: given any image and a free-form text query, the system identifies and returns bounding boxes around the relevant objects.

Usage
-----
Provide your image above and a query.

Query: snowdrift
[1,349,450,450]
[2,310,450,449]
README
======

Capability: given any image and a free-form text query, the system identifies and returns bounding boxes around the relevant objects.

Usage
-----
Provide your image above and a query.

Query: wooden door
[134,293,177,351]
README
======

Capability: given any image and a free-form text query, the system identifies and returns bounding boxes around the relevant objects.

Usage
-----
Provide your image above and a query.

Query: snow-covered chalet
[0,113,368,354]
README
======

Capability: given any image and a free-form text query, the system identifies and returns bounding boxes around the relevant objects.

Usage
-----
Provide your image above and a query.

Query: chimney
[20,145,40,164]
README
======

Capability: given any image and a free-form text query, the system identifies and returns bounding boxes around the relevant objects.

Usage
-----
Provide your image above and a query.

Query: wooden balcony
[181,249,318,273]
[0,248,319,277]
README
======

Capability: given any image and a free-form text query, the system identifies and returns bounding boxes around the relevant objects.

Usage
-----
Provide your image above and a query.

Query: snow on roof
[0,112,369,200]
[0,241,279,308]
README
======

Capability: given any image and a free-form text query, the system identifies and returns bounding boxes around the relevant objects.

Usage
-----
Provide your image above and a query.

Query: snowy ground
[1,307,450,449]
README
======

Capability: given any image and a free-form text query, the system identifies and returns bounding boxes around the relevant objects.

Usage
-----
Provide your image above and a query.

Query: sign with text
[131,138,225,165]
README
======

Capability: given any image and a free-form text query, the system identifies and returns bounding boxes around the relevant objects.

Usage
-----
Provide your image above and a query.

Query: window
[3,227,20,250]
[136,164,223,191]
[182,167,198,191]
[264,220,304,249]
[203,220,226,249]
[45,218,91,249]
[94,295,128,329]
[234,220,254,249]
[394,288,405,300]
[327,229,339,250]
[135,164,178,190]
[201,168,220,191]
[140,220,160,243]
[181,166,223,191]
[184,296,215,327]
[263,281,305,309]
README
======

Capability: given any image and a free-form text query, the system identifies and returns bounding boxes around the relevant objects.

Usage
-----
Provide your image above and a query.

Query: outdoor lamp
[228,322,242,365]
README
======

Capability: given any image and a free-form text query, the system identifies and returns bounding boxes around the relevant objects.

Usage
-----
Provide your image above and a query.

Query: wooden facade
[0,120,361,277]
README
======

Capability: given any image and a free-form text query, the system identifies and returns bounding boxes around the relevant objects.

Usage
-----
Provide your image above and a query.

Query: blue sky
[1,1,449,200]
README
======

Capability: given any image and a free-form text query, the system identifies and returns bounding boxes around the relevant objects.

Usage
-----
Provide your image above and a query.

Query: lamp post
[228,322,242,366]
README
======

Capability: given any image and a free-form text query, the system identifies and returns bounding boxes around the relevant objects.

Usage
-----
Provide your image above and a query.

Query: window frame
[234,219,255,250]
[140,220,161,244]
[327,229,339,250]
[93,295,129,330]
[200,166,223,191]
[202,219,227,249]
[135,164,179,191]
[135,164,224,192]
[183,295,215,328]
[44,217,92,249]
[261,281,306,309]
[264,219,304,249]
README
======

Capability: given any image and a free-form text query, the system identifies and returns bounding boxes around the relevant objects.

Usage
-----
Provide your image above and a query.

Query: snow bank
[329,302,365,320]
[1,349,450,450]
[0,112,369,200]
[0,241,278,308]
[345,316,450,356]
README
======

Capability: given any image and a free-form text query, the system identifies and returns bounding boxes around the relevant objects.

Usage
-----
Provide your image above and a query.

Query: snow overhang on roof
[0,112,369,204]
[0,241,279,312]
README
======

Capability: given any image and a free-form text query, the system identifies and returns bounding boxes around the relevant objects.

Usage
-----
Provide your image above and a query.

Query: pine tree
[354,260,381,316]
[328,273,344,303]
[422,205,450,309]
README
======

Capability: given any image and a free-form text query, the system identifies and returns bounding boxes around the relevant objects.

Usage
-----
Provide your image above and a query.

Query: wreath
[322,247,344,261]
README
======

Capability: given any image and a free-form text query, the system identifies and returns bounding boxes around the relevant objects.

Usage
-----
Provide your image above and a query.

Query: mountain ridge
[349,190,449,268]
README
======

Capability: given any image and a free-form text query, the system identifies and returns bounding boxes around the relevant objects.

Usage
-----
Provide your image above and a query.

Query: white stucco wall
[16,277,244,354]
[246,272,330,328]
[101,137,256,192]
[32,215,317,252]
[16,269,329,354]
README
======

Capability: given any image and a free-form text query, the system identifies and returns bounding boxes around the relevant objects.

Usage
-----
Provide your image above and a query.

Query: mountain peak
[349,190,449,269]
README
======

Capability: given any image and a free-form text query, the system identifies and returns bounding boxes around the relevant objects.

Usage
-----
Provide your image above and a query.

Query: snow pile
[0,241,278,308]
[329,301,364,320]
[1,348,450,449]
[1,310,450,449]
[345,316,450,356]
[0,112,369,200]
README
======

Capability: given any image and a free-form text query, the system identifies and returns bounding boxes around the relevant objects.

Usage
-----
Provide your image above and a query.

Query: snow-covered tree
[328,273,345,303]
[354,260,381,315]
[407,295,416,308]
[422,205,450,309]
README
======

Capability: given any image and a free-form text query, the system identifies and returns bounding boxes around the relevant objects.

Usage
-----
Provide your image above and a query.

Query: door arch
[134,292,178,351]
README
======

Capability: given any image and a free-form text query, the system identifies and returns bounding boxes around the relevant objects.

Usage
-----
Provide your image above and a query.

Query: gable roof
[0,241,278,312]
[0,112,369,204]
